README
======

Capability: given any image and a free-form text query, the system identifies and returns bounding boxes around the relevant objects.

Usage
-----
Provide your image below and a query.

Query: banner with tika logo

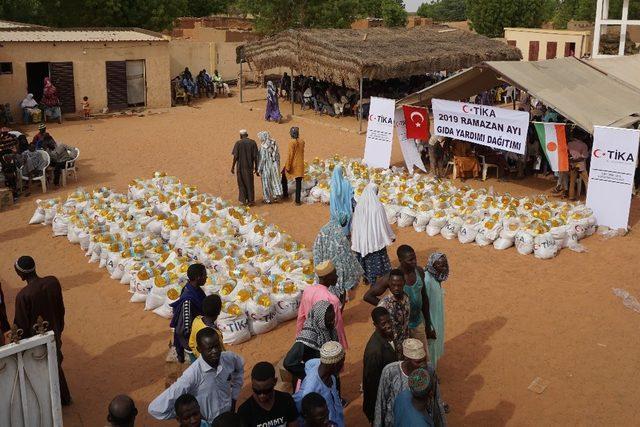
[432,98,528,155]
[364,97,396,169]
[586,126,640,230]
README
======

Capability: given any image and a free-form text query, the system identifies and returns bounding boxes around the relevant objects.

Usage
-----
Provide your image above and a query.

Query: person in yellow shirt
[281,126,305,205]
[189,294,225,360]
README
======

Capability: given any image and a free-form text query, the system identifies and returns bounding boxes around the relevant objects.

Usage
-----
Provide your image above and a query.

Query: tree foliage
[417,0,467,22]
[235,0,359,35]
[381,0,408,27]
[466,0,556,37]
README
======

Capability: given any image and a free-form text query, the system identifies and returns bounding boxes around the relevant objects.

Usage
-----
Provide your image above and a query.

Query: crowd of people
[0,124,77,200]
[173,67,230,102]
[1,124,451,425]
[264,73,447,121]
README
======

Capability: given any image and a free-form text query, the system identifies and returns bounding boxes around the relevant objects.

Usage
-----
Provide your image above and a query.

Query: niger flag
[534,122,569,172]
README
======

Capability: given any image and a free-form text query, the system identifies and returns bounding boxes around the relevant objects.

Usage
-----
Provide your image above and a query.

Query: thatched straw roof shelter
[242,27,522,89]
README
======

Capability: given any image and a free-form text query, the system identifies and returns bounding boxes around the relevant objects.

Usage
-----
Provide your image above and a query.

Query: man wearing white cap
[293,341,345,427]
[374,338,427,427]
[231,129,259,206]
[296,260,348,349]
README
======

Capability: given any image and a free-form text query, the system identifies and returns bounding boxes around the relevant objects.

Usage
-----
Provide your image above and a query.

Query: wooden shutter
[546,41,557,59]
[507,40,516,47]
[50,62,76,114]
[105,61,128,110]
[528,41,539,61]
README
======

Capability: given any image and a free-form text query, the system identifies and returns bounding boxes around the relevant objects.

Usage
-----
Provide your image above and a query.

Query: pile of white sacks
[29,173,315,344]
[300,157,597,259]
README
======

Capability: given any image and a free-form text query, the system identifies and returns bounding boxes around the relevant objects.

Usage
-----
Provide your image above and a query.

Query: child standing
[81,96,90,119]
[188,294,225,362]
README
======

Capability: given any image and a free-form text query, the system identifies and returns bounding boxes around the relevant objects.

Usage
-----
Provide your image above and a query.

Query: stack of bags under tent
[300,156,597,259]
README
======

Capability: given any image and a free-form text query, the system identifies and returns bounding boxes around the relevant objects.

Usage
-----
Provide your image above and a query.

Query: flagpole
[359,76,364,134]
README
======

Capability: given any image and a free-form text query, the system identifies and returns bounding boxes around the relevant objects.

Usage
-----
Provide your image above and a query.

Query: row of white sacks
[29,173,316,344]
[296,157,597,259]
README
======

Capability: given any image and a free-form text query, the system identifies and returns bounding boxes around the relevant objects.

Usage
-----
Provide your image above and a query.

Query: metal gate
[50,62,76,114]
[0,331,63,426]
[126,60,146,106]
[106,61,128,110]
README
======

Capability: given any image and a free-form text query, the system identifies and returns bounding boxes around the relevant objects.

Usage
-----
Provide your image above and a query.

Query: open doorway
[26,62,50,102]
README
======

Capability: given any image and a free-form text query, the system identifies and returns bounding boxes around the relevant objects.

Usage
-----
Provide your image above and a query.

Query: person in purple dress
[265,81,282,123]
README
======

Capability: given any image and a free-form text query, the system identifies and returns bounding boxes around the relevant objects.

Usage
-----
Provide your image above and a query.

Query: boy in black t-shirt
[237,362,298,427]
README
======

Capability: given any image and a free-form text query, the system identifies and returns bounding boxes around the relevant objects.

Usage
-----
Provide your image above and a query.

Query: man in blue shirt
[293,341,345,427]
[393,367,444,427]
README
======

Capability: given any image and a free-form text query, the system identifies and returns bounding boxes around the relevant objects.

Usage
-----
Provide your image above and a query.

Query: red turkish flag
[402,105,430,140]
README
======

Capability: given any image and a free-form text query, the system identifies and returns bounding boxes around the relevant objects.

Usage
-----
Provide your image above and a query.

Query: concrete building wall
[0,40,171,117]
[169,40,216,78]
[504,28,591,61]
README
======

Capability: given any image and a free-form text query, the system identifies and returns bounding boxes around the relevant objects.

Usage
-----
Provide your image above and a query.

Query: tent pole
[291,67,295,117]
[359,76,364,134]
[239,61,243,103]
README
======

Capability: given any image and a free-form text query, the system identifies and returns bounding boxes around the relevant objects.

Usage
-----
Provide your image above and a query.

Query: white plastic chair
[477,155,499,181]
[62,147,79,187]
[21,150,50,193]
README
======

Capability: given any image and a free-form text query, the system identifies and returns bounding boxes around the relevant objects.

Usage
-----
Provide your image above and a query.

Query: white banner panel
[432,98,529,155]
[586,126,640,230]
[394,109,427,173]
[364,97,396,169]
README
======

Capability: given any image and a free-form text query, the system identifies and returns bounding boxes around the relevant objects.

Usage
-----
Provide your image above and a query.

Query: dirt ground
[1,88,640,426]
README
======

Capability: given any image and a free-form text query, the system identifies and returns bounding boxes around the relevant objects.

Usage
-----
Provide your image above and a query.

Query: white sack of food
[397,207,416,228]
[245,299,278,335]
[514,230,534,255]
[44,206,57,225]
[67,223,80,243]
[533,233,558,259]
[216,311,251,345]
[152,303,173,319]
[440,218,462,240]
[271,291,301,323]
[384,205,399,225]
[426,215,447,237]
[78,232,90,251]
[52,214,69,236]
[29,202,46,225]
[458,222,479,244]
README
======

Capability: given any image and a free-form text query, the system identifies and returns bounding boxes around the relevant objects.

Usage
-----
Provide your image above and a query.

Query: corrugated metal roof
[0,19,41,29]
[0,27,167,42]
[586,55,640,92]
[400,57,640,133]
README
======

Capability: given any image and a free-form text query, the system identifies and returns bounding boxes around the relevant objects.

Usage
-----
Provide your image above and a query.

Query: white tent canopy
[399,56,640,133]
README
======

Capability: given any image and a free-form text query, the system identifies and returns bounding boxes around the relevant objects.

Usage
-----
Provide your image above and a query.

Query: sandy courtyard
[1,88,640,426]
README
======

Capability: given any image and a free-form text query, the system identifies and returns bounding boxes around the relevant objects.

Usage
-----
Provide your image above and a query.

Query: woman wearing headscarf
[41,77,62,124]
[21,93,40,124]
[313,212,363,304]
[257,130,283,204]
[284,300,337,383]
[329,164,354,237]
[351,183,395,286]
[265,81,282,123]
[424,252,449,369]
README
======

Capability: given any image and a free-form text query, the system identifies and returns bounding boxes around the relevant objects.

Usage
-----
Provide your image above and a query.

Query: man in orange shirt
[282,127,305,205]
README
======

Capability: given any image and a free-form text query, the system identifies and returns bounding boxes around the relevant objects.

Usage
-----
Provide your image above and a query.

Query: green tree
[466,0,555,37]
[381,0,408,26]
[186,0,232,17]
[235,0,359,35]
[417,0,467,21]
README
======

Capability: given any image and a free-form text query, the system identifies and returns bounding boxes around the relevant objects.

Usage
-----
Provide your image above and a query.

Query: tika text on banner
[586,126,640,230]
[432,98,529,155]
[394,109,427,173]
[364,97,396,169]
